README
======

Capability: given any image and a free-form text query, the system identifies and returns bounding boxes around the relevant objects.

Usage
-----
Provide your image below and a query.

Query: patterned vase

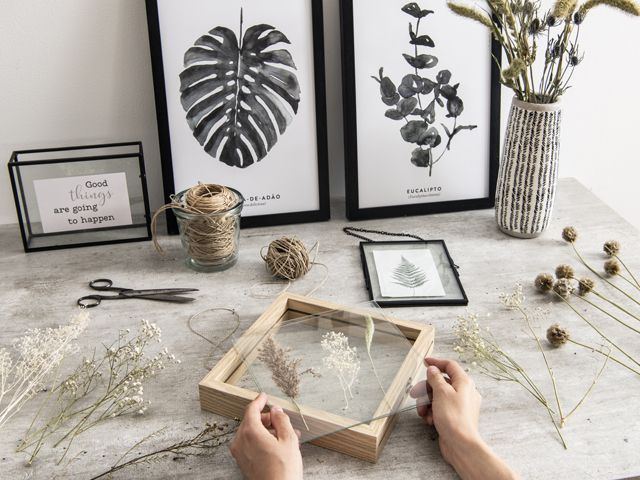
[495,97,562,238]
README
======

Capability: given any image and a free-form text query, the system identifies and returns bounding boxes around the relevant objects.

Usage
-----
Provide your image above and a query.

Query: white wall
[1,0,638,229]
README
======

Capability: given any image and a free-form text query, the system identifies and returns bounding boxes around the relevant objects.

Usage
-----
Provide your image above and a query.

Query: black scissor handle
[89,279,114,290]
[77,295,102,308]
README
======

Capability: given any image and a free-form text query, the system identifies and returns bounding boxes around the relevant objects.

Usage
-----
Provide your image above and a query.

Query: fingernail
[272,406,283,413]
[427,366,439,375]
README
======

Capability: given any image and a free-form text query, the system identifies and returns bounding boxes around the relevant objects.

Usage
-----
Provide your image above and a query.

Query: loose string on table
[250,237,328,299]
[150,183,240,262]
[187,307,240,371]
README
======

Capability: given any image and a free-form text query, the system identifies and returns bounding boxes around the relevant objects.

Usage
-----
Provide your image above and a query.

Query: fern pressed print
[392,255,429,295]
[180,9,300,168]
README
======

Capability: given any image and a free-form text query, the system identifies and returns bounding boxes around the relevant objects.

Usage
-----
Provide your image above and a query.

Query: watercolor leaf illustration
[392,256,428,291]
[180,8,300,169]
[373,2,476,176]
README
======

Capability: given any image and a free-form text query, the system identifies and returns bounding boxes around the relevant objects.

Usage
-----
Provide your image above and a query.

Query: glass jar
[171,187,244,272]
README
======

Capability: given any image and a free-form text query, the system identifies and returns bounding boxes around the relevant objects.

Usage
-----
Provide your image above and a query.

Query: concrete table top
[0,178,638,479]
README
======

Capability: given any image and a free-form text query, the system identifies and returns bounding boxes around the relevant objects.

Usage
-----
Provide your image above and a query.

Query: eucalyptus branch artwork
[392,255,429,296]
[321,331,361,410]
[0,311,88,432]
[18,320,180,465]
[373,2,477,176]
[180,8,300,168]
[258,337,309,430]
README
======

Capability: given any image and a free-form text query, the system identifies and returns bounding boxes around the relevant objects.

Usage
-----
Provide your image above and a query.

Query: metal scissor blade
[122,288,199,296]
[129,294,196,303]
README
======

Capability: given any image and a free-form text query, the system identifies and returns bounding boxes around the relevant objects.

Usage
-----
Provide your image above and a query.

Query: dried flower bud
[535,273,555,292]
[562,226,578,243]
[553,278,575,298]
[573,11,584,23]
[603,240,620,256]
[529,18,541,34]
[578,277,595,296]
[555,264,575,279]
[604,259,621,276]
[570,55,581,66]
[547,14,557,25]
[546,324,570,347]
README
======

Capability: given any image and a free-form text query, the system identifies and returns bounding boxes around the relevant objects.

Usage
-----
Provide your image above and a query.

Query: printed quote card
[372,249,446,298]
[33,172,133,233]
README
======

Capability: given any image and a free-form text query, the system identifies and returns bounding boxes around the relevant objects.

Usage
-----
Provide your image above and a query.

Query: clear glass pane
[232,303,430,443]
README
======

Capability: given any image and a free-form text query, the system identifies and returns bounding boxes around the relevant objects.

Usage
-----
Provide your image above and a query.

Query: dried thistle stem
[568,339,640,376]
[554,292,640,368]
[569,242,640,309]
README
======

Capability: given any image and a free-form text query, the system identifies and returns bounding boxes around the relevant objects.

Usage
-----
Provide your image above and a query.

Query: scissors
[77,279,198,308]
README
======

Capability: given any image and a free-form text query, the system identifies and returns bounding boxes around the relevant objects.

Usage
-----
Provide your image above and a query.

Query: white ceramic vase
[495,97,562,238]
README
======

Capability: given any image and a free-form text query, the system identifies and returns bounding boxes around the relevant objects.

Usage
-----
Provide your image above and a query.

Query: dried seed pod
[555,264,575,279]
[604,259,621,276]
[562,226,578,243]
[553,278,575,298]
[546,324,570,347]
[535,273,555,292]
[603,240,621,256]
[578,277,595,296]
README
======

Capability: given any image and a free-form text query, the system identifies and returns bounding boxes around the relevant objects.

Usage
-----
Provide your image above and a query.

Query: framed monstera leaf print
[146,0,329,232]
[341,0,501,220]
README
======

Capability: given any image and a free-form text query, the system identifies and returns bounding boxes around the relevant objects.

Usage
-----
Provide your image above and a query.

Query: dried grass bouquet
[448,0,640,103]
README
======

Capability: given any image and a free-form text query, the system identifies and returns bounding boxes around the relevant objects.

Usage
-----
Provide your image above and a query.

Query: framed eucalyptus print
[340,0,501,220]
[146,0,329,232]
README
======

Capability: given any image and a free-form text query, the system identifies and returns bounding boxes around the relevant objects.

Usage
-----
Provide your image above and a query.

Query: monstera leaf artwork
[180,10,301,168]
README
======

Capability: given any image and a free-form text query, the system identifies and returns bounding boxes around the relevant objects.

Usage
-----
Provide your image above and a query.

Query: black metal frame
[7,142,152,252]
[339,0,502,221]
[145,0,331,234]
[359,240,468,307]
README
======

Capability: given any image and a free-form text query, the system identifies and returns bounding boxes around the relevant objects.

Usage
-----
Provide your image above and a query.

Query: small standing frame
[199,293,434,462]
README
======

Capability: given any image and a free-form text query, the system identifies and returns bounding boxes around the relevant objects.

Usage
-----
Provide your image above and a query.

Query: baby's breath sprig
[0,311,88,431]
[18,320,179,465]
[321,331,360,411]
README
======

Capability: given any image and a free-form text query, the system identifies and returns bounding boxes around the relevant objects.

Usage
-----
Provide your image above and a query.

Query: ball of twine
[151,183,241,263]
[261,237,313,280]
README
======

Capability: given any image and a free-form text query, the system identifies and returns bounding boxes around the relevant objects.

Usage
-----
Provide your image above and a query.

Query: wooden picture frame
[340,0,501,220]
[199,292,435,462]
[145,0,330,233]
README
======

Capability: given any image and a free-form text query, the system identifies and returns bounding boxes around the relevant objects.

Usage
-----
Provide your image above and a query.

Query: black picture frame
[340,0,501,221]
[359,240,468,307]
[145,0,330,233]
[7,142,151,252]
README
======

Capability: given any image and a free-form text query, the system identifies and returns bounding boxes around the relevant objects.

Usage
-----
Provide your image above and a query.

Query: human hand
[229,392,303,480]
[409,358,517,480]
[409,357,481,464]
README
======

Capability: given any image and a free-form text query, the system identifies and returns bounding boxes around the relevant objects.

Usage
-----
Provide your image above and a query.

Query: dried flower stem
[573,290,640,331]
[569,242,640,308]
[553,292,640,368]
[89,422,238,480]
[258,337,309,430]
[613,255,640,289]
[18,320,179,465]
[568,339,640,376]
[0,311,88,431]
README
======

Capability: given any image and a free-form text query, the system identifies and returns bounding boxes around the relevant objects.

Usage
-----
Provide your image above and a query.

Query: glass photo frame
[199,293,434,462]
[360,240,468,307]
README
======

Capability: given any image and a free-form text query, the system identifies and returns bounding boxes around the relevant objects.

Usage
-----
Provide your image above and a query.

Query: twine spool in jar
[151,183,243,270]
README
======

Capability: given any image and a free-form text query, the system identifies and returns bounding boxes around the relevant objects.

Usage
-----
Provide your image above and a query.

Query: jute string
[151,184,240,263]
[187,307,240,371]
[251,237,328,298]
